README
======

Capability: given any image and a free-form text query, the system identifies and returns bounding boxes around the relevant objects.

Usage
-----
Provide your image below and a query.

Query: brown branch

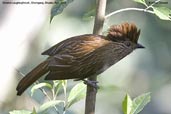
[93,0,107,35]
[85,0,107,114]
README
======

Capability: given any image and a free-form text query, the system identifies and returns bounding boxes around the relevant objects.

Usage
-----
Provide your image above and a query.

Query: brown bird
[16,23,144,95]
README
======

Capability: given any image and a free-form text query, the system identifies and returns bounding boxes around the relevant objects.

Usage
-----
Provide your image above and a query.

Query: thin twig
[105,0,161,19]
[62,81,67,114]
[145,0,161,10]
[85,0,107,114]
[105,7,154,19]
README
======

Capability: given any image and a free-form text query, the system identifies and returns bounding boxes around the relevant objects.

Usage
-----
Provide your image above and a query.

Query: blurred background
[0,0,171,114]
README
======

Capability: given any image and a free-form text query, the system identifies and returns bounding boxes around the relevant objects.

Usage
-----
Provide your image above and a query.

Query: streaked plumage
[16,23,144,95]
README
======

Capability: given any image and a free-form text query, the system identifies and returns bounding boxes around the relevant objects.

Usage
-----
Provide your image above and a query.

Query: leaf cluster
[10,81,86,114]
[122,93,151,114]
[134,0,171,21]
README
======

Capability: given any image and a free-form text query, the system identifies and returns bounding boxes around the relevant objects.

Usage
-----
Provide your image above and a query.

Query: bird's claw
[83,79,99,90]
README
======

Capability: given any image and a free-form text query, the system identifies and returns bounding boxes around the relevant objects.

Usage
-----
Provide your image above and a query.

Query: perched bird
[16,23,144,95]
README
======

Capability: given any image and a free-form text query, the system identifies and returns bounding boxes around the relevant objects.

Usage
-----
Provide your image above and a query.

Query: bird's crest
[107,23,140,43]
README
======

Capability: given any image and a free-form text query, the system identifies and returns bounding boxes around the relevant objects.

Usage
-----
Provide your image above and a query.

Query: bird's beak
[136,43,145,49]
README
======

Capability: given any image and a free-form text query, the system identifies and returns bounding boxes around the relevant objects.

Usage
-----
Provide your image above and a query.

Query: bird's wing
[43,34,110,80]
[42,34,109,57]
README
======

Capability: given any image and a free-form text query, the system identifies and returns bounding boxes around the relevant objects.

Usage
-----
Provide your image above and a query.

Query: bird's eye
[125,42,131,47]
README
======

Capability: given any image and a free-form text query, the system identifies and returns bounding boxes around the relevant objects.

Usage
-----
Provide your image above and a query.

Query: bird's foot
[83,79,99,90]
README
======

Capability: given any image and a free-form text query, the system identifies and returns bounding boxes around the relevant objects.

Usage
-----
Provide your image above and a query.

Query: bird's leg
[82,79,99,89]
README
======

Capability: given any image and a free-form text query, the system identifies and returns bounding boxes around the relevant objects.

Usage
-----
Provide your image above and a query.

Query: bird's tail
[16,61,48,96]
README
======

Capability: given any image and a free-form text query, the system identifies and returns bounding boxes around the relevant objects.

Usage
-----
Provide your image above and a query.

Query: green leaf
[31,82,52,96]
[130,92,151,114]
[31,107,37,114]
[133,0,147,6]
[122,94,133,114]
[53,80,63,95]
[62,80,67,87]
[152,6,171,21]
[67,82,86,108]
[50,0,74,23]
[38,100,64,113]
[62,80,67,95]
[9,110,31,114]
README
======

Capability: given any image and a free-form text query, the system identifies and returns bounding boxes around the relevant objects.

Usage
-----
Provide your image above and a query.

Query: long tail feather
[16,61,48,95]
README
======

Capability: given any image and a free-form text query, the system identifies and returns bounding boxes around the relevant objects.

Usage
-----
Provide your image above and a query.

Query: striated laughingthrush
[16,23,144,95]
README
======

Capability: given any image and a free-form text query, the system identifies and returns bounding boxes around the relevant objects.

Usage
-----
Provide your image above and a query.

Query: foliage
[122,94,133,114]
[31,82,52,96]
[9,110,32,114]
[10,81,86,114]
[38,100,64,113]
[133,0,147,6]
[67,82,86,108]
[152,7,171,20]
[50,0,74,23]
[133,0,171,21]
[122,93,151,114]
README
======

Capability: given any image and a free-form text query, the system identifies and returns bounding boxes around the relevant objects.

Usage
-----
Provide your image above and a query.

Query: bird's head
[106,23,144,50]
